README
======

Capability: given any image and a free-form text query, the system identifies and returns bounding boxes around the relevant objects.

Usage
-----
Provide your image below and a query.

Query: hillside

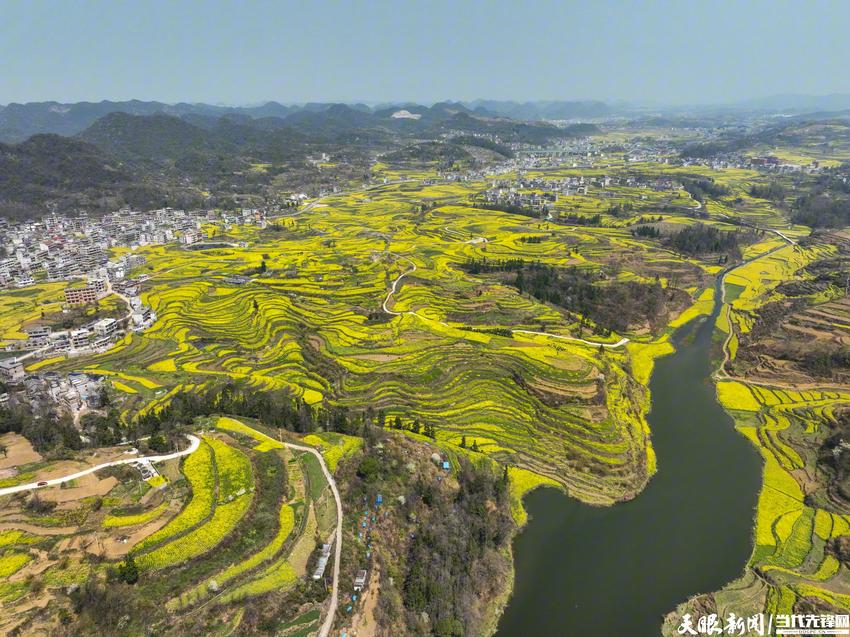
[0,101,604,220]
[382,141,473,165]
[79,112,222,162]
[0,134,144,217]
[78,112,312,170]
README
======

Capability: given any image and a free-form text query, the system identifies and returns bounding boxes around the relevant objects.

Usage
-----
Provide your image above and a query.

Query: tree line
[680,177,730,203]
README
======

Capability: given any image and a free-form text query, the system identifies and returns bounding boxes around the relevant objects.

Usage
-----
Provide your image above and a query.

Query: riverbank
[494,262,764,636]
[664,232,850,628]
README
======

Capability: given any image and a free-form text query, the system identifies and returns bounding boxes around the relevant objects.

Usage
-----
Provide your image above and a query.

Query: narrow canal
[495,274,763,636]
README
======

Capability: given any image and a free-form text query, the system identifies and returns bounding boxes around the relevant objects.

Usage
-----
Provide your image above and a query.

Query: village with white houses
[0,204,288,419]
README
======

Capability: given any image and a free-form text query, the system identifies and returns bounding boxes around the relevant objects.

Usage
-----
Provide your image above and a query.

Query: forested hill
[0,100,296,143]
[0,134,159,219]
[79,113,220,162]
[0,101,604,219]
[0,99,598,144]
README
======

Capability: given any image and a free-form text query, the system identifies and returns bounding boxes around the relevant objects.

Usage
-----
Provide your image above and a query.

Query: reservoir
[495,276,763,636]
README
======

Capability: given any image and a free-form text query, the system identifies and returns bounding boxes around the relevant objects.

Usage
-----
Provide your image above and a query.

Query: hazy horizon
[3,0,850,105]
[3,92,850,109]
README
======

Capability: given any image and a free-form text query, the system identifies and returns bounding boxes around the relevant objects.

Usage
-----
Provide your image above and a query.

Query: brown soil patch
[348,353,402,362]
[0,433,42,470]
[41,476,118,503]
[30,460,89,482]
[349,564,380,637]
[528,378,597,398]
[140,484,167,506]
[8,549,54,582]
[53,532,104,557]
[0,594,52,636]
[0,522,76,535]
[100,499,180,559]
[158,457,183,483]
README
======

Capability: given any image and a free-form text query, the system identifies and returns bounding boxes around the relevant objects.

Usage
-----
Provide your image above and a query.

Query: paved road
[512,329,630,348]
[717,212,798,246]
[0,434,201,497]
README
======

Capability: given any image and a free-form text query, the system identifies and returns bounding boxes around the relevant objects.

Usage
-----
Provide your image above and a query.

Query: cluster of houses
[19,285,154,354]
[482,184,558,213]
[0,366,104,417]
[0,205,281,289]
[683,153,831,174]
[6,257,156,357]
[747,155,828,174]
[490,176,591,196]
[0,201,300,418]
[479,172,685,214]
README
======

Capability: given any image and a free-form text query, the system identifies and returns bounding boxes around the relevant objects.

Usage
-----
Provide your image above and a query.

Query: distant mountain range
[729,94,850,113]
[72,102,589,164]
[2,93,846,219]
[0,100,602,218]
[463,100,612,120]
[0,100,488,143]
[0,99,604,144]
[0,100,298,143]
[3,95,850,143]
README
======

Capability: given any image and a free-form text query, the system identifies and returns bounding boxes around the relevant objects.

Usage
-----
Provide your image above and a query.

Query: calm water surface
[496,278,762,637]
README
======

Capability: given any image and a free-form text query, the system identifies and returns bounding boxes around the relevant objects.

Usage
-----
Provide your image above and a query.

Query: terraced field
[5,160,835,634]
[19,172,747,506]
[690,379,850,620]
[0,418,333,634]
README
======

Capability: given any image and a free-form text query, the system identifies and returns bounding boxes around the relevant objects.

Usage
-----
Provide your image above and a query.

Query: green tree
[148,433,168,453]
[356,456,382,483]
[117,554,139,584]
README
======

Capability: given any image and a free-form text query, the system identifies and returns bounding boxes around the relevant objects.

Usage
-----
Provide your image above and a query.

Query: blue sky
[2,0,849,105]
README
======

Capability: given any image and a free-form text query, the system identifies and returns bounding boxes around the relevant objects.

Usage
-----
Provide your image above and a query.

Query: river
[495,274,763,636]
